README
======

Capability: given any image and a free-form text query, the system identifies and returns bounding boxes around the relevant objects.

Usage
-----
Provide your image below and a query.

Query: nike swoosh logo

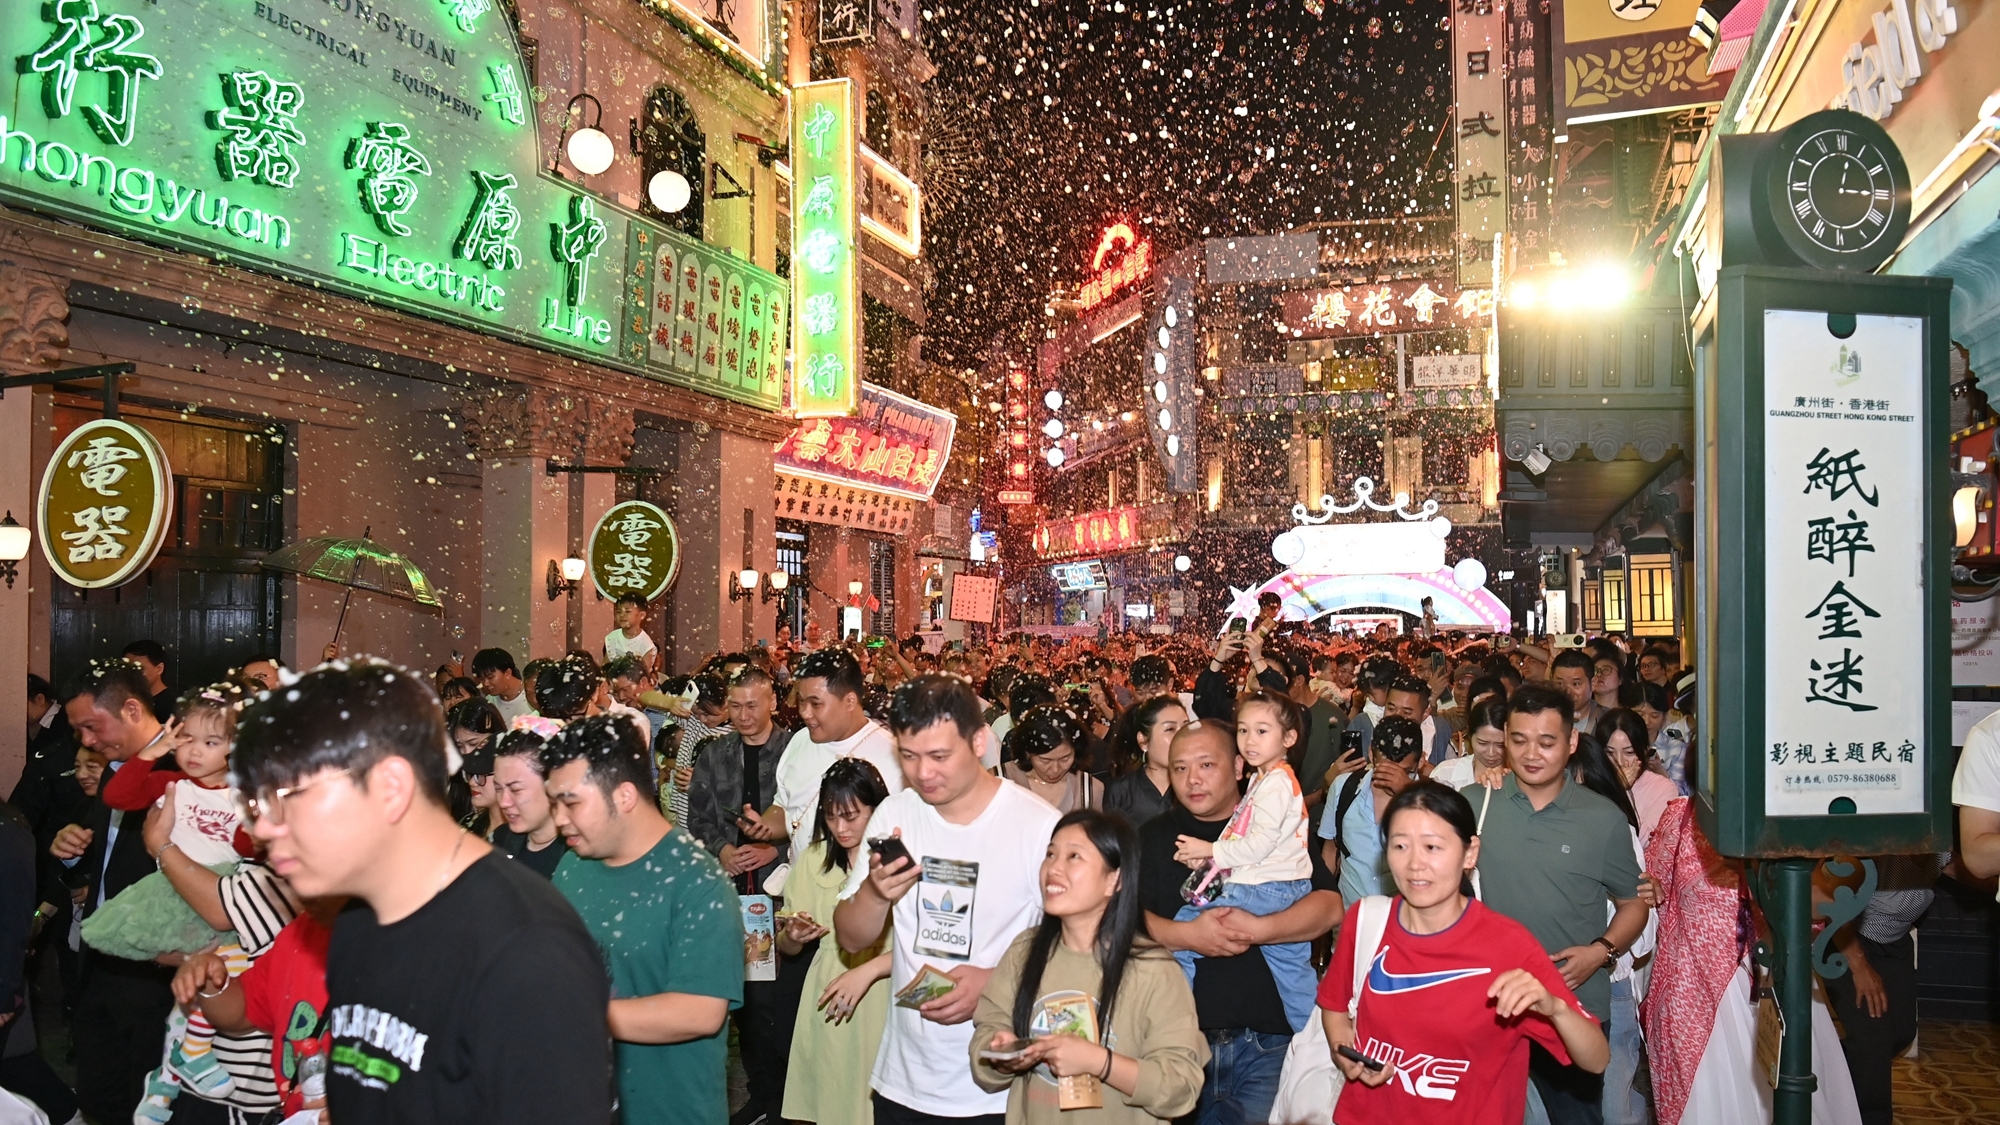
[1366,948,1492,994]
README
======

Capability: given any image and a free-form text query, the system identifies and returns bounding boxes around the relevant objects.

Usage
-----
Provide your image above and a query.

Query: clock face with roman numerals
[1765,110,1910,271]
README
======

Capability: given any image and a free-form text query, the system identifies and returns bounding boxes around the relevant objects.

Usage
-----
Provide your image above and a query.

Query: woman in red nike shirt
[1318,782,1608,1125]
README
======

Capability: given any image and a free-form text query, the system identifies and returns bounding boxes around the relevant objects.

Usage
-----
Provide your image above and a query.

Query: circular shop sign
[588,500,681,602]
[37,419,174,589]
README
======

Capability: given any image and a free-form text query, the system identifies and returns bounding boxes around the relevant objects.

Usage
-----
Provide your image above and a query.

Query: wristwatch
[1591,936,1621,959]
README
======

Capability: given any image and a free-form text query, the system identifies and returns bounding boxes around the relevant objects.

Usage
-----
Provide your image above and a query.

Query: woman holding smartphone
[973,810,1208,1123]
[1320,782,1607,1125]
[779,759,895,1124]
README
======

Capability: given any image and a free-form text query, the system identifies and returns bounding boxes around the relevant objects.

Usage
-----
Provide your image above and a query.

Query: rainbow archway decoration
[1223,570,1512,632]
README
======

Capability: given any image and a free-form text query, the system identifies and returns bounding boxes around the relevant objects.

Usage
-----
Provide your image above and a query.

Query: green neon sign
[0,0,781,410]
[790,79,858,418]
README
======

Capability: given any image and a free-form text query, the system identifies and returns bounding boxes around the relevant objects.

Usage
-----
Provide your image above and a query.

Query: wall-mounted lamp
[557,93,614,177]
[0,512,28,589]
[547,555,587,600]
[730,569,792,602]
[847,580,865,599]
[765,569,790,603]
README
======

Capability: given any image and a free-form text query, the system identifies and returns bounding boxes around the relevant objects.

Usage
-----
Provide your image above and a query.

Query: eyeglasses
[240,768,352,826]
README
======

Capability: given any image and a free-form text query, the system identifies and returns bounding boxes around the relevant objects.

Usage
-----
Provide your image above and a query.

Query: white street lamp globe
[1173,554,1191,572]
[1043,418,1065,439]
[567,127,615,175]
[648,169,692,212]
[1045,446,1066,467]
[1044,389,1065,411]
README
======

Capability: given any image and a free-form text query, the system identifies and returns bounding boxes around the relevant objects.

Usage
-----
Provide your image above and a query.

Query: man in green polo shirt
[1464,683,1648,1125]
[545,714,744,1125]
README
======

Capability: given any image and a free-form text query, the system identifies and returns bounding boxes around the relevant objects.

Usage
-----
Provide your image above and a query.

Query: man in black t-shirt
[1138,720,1343,1125]
[231,660,611,1125]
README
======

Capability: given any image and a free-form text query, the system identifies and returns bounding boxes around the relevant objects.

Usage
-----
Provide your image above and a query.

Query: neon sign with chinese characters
[0,0,781,410]
[773,382,955,501]
[1078,222,1152,310]
[1032,506,1145,560]
[790,78,860,417]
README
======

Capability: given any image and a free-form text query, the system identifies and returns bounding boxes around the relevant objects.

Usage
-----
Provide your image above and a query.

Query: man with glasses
[230,660,610,1124]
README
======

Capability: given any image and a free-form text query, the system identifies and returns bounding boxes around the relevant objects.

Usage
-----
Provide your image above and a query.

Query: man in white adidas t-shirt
[834,675,1061,1125]
[751,648,905,864]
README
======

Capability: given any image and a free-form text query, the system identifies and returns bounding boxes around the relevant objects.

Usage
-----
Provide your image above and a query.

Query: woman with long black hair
[973,810,1208,1123]
[1103,695,1188,828]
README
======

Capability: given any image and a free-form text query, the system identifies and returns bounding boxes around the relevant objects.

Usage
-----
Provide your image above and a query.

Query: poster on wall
[1760,310,1926,816]
[1953,597,2000,686]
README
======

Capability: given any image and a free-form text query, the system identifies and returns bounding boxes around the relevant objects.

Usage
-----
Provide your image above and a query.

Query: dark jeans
[872,1091,1006,1125]
[72,957,174,1124]
[1531,1026,1607,1125]
[1182,1028,1290,1125]
[734,942,814,1122]
[1822,932,1918,1125]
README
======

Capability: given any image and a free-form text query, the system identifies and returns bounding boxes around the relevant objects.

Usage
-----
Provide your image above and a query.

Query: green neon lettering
[340,231,380,273]
[389,255,416,284]
[193,191,229,230]
[111,166,154,215]
[228,204,262,239]
[415,261,438,289]
[155,179,196,223]
[74,152,114,195]
[262,212,290,249]
[0,117,35,172]
[485,283,504,312]
[35,142,78,183]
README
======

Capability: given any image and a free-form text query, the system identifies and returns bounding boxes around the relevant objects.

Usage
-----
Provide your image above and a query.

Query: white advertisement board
[1761,310,1926,816]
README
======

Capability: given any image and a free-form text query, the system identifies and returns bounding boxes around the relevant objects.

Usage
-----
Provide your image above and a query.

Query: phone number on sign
[1777,771,1902,791]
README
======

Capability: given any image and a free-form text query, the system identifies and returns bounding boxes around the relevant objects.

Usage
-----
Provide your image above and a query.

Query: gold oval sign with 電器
[37,419,174,589]
[588,500,681,603]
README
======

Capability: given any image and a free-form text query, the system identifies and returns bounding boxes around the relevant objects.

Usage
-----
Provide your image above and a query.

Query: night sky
[919,0,1453,369]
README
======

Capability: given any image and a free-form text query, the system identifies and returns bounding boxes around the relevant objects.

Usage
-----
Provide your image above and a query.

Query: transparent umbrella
[261,527,443,651]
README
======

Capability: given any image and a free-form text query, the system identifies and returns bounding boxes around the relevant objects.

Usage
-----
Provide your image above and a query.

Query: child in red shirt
[175,902,339,1119]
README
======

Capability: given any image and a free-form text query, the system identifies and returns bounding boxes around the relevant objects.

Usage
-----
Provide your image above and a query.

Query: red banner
[1032,506,1143,559]
[773,383,957,501]
[1274,279,1493,339]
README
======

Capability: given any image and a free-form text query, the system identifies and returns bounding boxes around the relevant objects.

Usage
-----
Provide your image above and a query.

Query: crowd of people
[3,585,1990,1125]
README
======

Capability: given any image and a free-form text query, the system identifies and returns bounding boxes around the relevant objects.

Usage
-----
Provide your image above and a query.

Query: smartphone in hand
[868,835,913,870]
[1336,1044,1386,1071]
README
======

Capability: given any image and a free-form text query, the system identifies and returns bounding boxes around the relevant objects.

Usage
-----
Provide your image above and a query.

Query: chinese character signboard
[1078,223,1152,311]
[1761,311,1925,816]
[773,382,955,501]
[1553,0,1727,136]
[629,224,784,401]
[818,0,870,44]
[0,0,781,411]
[37,419,172,589]
[791,79,861,417]
[1453,0,1506,287]
[1507,0,1554,261]
[1411,353,1486,387]
[588,500,680,602]
[1695,268,1952,856]
[775,472,919,533]
[1275,280,1492,339]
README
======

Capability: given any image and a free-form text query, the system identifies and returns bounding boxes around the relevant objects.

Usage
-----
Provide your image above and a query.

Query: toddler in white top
[1169,691,1317,1032]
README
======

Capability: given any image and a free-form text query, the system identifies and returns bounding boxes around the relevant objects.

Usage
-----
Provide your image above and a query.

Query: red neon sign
[1031,506,1144,558]
[1079,223,1152,310]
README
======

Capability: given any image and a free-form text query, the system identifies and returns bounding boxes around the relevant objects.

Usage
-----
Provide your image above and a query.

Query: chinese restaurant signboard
[588,501,680,602]
[0,0,781,411]
[773,383,956,502]
[774,473,920,534]
[790,79,861,417]
[1760,311,1925,816]
[1553,0,1727,136]
[38,419,173,589]
[1275,280,1493,339]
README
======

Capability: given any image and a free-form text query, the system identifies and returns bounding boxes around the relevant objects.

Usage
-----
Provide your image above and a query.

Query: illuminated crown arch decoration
[1222,477,1510,632]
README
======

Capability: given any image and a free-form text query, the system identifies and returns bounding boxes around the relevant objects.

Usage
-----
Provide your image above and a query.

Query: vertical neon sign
[790,78,859,417]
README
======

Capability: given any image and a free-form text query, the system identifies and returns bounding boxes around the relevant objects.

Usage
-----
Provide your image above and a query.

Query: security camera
[1522,444,1553,475]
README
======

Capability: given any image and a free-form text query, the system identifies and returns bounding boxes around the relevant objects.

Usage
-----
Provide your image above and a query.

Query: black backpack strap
[1332,769,1365,861]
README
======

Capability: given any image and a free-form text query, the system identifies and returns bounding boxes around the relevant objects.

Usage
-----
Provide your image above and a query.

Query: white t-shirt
[1952,707,2000,901]
[771,720,905,864]
[604,628,657,664]
[488,690,533,725]
[841,781,1062,1116]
